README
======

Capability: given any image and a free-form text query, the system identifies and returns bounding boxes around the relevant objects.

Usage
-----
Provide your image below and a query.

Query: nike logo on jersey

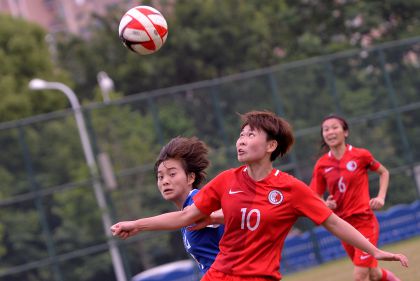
[360,254,370,260]
[229,189,243,194]
[324,167,334,173]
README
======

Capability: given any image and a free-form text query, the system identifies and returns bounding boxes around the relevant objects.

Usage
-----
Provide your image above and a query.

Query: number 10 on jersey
[241,208,261,231]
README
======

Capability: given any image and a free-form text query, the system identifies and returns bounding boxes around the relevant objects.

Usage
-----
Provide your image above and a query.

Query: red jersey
[193,166,332,280]
[310,145,381,219]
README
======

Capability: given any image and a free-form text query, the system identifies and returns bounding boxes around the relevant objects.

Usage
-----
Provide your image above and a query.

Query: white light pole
[97,71,114,103]
[28,79,127,281]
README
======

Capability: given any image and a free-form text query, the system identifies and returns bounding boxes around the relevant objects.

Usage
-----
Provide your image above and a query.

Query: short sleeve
[309,160,327,196]
[292,179,332,225]
[362,149,381,171]
[193,172,227,215]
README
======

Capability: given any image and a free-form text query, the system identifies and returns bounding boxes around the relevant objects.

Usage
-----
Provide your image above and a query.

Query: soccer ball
[118,6,168,55]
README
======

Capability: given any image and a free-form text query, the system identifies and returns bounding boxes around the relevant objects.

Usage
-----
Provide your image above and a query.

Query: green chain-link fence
[1,36,419,281]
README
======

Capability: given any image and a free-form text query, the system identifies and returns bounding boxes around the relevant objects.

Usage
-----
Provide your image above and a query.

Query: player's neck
[246,160,273,182]
[174,189,192,210]
[330,143,346,160]
[174,199,185,210]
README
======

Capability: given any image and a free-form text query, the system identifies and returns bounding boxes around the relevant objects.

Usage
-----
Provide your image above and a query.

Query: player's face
[236,125,271,164]
[322,118,348,148]
[156,159,194,203]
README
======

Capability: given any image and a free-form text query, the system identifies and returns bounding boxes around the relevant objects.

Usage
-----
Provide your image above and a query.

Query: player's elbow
[383,168,390,178]
[180,205,206,225]
[378,165,389,177]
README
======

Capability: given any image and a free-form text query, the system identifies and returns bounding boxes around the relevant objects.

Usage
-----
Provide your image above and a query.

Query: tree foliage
[0,14,73,122]
[53,0,420,104]
[0,1,420,280]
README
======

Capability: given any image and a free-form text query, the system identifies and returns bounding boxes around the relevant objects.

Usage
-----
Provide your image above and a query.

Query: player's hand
[325,195,337,210]
[110,221,139,239]
[374,250,409,267]
[369,197,385,210]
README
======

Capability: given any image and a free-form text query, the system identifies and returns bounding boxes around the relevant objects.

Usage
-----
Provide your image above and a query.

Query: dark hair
[239,110,294,161]
[320,114,349,150]
[154,136,210,188]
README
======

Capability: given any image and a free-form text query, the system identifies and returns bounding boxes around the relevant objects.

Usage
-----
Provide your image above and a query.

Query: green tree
[54,0,420,104]
[1,1,420,279]
[0,14,72,122]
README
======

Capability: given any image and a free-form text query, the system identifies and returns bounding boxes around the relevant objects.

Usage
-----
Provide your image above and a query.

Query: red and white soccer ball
[118,6,168,55]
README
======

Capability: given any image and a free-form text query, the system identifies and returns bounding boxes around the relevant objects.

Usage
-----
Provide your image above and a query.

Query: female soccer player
[154,136,223,273]
[112,111,408,281]
[310,114,401,281]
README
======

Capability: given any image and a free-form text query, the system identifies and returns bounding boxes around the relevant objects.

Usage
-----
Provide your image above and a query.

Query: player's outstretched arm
[321,213,409,267]
[110,204,206,239]
[188,209,224,231]
[210,209,224,224]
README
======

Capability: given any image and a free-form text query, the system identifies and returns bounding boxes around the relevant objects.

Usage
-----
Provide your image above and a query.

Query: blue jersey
[181,189,224,273]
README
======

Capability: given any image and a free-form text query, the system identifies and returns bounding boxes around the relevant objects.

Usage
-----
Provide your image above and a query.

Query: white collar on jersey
[242,166,280,176]
[328,144,353,157]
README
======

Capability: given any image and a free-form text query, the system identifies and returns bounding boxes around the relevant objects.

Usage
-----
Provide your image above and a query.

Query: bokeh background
[0,1,419,281]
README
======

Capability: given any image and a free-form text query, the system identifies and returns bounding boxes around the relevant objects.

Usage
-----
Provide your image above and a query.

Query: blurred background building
[0,0,139,36]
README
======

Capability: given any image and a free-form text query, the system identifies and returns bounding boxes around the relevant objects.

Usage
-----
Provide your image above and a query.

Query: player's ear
[267,140,278,153]
[344,130,349,138]
[187,172,195,186]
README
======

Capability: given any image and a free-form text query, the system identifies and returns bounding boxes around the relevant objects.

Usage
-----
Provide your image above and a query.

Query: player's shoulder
[190,189,200,197]
[314,152,331,167]
[184,189,199,208]
[273,170,308,189]
[218,166,245,177]
[210,166,246,183]
[276,173,315,200]
[347,145,371,156]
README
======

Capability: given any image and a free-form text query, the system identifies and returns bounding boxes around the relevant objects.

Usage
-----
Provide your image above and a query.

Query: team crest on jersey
[268,190,284,205]
[346,160,357,171]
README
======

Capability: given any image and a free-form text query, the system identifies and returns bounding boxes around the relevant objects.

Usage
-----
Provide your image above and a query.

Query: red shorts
[341,214,379,268]
[201,268,279,281]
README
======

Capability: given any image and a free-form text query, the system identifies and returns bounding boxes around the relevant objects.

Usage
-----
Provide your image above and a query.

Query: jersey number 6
[338,176,346,193]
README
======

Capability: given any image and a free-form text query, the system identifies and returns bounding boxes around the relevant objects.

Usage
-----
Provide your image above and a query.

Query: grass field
[284,236,420,281]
